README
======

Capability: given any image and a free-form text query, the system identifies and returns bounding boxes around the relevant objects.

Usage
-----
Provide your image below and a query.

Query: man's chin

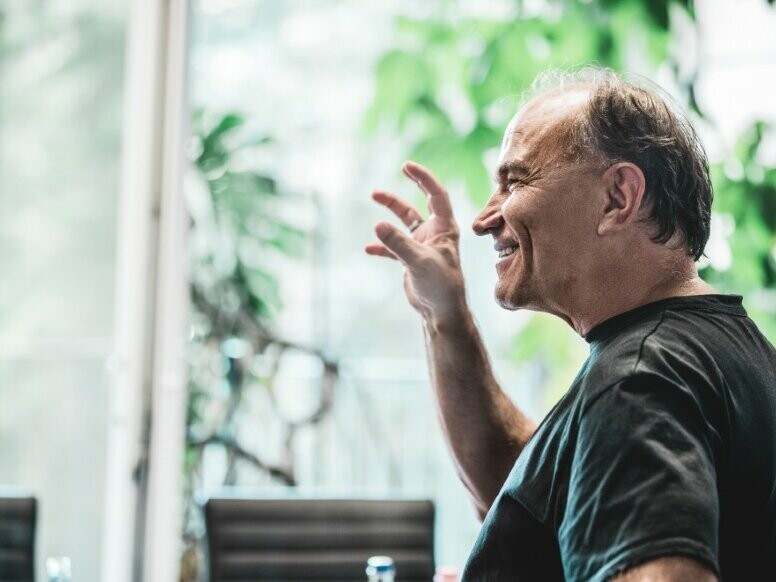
[494,285,525,311]
[496,298,520,311]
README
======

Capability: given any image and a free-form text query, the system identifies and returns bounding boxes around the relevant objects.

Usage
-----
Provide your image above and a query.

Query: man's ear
[597,162,646,236]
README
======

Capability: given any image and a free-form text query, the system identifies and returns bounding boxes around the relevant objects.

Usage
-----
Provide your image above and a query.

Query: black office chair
[0,494,36,582]
[205,497,435,582]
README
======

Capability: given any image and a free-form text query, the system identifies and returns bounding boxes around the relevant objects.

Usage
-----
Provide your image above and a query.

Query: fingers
[402,160,454,219]
[364,242,398,260]
[371,191,424,228]
[373,222,423,267]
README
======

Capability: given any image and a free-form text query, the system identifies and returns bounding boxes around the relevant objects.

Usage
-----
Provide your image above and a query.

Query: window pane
[0,2,126,579]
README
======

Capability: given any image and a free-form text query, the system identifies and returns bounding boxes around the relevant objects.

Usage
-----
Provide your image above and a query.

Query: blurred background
[1,0,775,580]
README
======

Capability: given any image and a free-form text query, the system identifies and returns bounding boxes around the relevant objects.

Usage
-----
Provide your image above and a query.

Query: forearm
[366,161,537,516]
[424,305,537,518]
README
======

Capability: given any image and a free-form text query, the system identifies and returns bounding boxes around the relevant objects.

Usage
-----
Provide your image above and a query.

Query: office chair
[205,497,435,581]
[0,493,36,582]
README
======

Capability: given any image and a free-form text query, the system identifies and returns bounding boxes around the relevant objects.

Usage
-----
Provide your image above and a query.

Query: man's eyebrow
[495,160,532,183]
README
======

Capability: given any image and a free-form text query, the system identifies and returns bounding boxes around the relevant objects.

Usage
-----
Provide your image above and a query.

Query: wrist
[423,297,474,336]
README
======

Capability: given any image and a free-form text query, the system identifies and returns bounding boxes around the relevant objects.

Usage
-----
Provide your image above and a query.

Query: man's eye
[507,181,524,193]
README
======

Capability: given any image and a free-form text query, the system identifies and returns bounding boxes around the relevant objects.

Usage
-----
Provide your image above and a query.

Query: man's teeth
[498,246,519,258]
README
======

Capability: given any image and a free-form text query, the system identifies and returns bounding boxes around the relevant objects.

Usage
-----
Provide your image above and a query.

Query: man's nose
[472,192,505,236]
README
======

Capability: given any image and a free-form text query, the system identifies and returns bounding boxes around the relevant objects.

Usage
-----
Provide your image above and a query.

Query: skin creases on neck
[568,256,715,337]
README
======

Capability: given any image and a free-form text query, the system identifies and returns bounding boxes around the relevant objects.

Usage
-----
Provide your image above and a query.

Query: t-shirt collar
[583,294,746,344]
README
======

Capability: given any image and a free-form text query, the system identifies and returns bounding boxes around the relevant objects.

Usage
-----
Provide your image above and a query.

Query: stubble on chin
[494,281,525,311]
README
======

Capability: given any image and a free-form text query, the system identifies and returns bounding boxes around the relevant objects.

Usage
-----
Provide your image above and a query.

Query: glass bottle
[45,556,72,582]
[365,555,395,582]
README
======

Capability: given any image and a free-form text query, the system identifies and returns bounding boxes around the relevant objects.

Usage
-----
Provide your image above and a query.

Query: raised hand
[365,161,468,324]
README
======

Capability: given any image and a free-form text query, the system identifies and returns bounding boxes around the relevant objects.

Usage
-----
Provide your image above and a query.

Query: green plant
[181,111,339,580]
[705,122,776,340]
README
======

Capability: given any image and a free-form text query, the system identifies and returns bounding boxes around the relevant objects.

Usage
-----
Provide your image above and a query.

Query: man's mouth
[498,245,519,258]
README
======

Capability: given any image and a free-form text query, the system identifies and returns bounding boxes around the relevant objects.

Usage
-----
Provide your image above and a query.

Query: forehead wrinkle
[504,85,594,166]
[495,88,593,187]
[501,123,561,176]
[508,114,584,174]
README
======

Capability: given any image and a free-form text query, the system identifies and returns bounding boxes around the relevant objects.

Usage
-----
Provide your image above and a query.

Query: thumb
[375,222,422,267]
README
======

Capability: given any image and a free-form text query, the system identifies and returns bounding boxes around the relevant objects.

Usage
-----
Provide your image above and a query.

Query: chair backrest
[0,495,36,582]
[205,497,435,582]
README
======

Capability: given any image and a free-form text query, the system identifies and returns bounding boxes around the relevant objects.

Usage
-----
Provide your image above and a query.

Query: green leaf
[469,25,542,109]
[244,267,283,317]
[363,50,431,133]
[197,113,245,170]
[608,1,669,67]
[222,171,277,197]
[208,113,245,142]
[644,0,670,30]
[254,221,307,257]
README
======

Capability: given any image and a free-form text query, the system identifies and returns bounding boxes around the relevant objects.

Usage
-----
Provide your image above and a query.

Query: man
[365,69,776,581]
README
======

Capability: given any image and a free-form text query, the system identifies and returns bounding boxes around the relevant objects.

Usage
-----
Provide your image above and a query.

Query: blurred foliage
[705,122,776,340]
[364,0,694,208]
[366,0,776,405]
[189,110,305,320]
[182,111,338,581]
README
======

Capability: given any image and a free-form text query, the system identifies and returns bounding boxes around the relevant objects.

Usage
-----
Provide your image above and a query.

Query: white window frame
[103,1,190,580]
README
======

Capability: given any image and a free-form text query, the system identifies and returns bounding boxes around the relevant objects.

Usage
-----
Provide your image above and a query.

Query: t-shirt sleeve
[558,372,721,582]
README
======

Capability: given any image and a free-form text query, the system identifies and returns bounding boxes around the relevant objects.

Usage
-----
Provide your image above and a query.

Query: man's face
[472,90,604,314]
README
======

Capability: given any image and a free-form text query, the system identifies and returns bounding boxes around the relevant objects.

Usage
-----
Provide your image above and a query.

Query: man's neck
[567,259,717,337]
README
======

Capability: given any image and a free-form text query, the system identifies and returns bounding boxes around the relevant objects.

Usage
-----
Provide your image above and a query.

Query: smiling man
[366,68,776,581]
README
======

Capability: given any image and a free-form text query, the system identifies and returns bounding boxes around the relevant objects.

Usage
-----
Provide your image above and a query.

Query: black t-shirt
[462,295,776,581]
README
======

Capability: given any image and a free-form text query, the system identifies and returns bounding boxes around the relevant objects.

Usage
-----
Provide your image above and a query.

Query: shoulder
[578,309,729,414]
